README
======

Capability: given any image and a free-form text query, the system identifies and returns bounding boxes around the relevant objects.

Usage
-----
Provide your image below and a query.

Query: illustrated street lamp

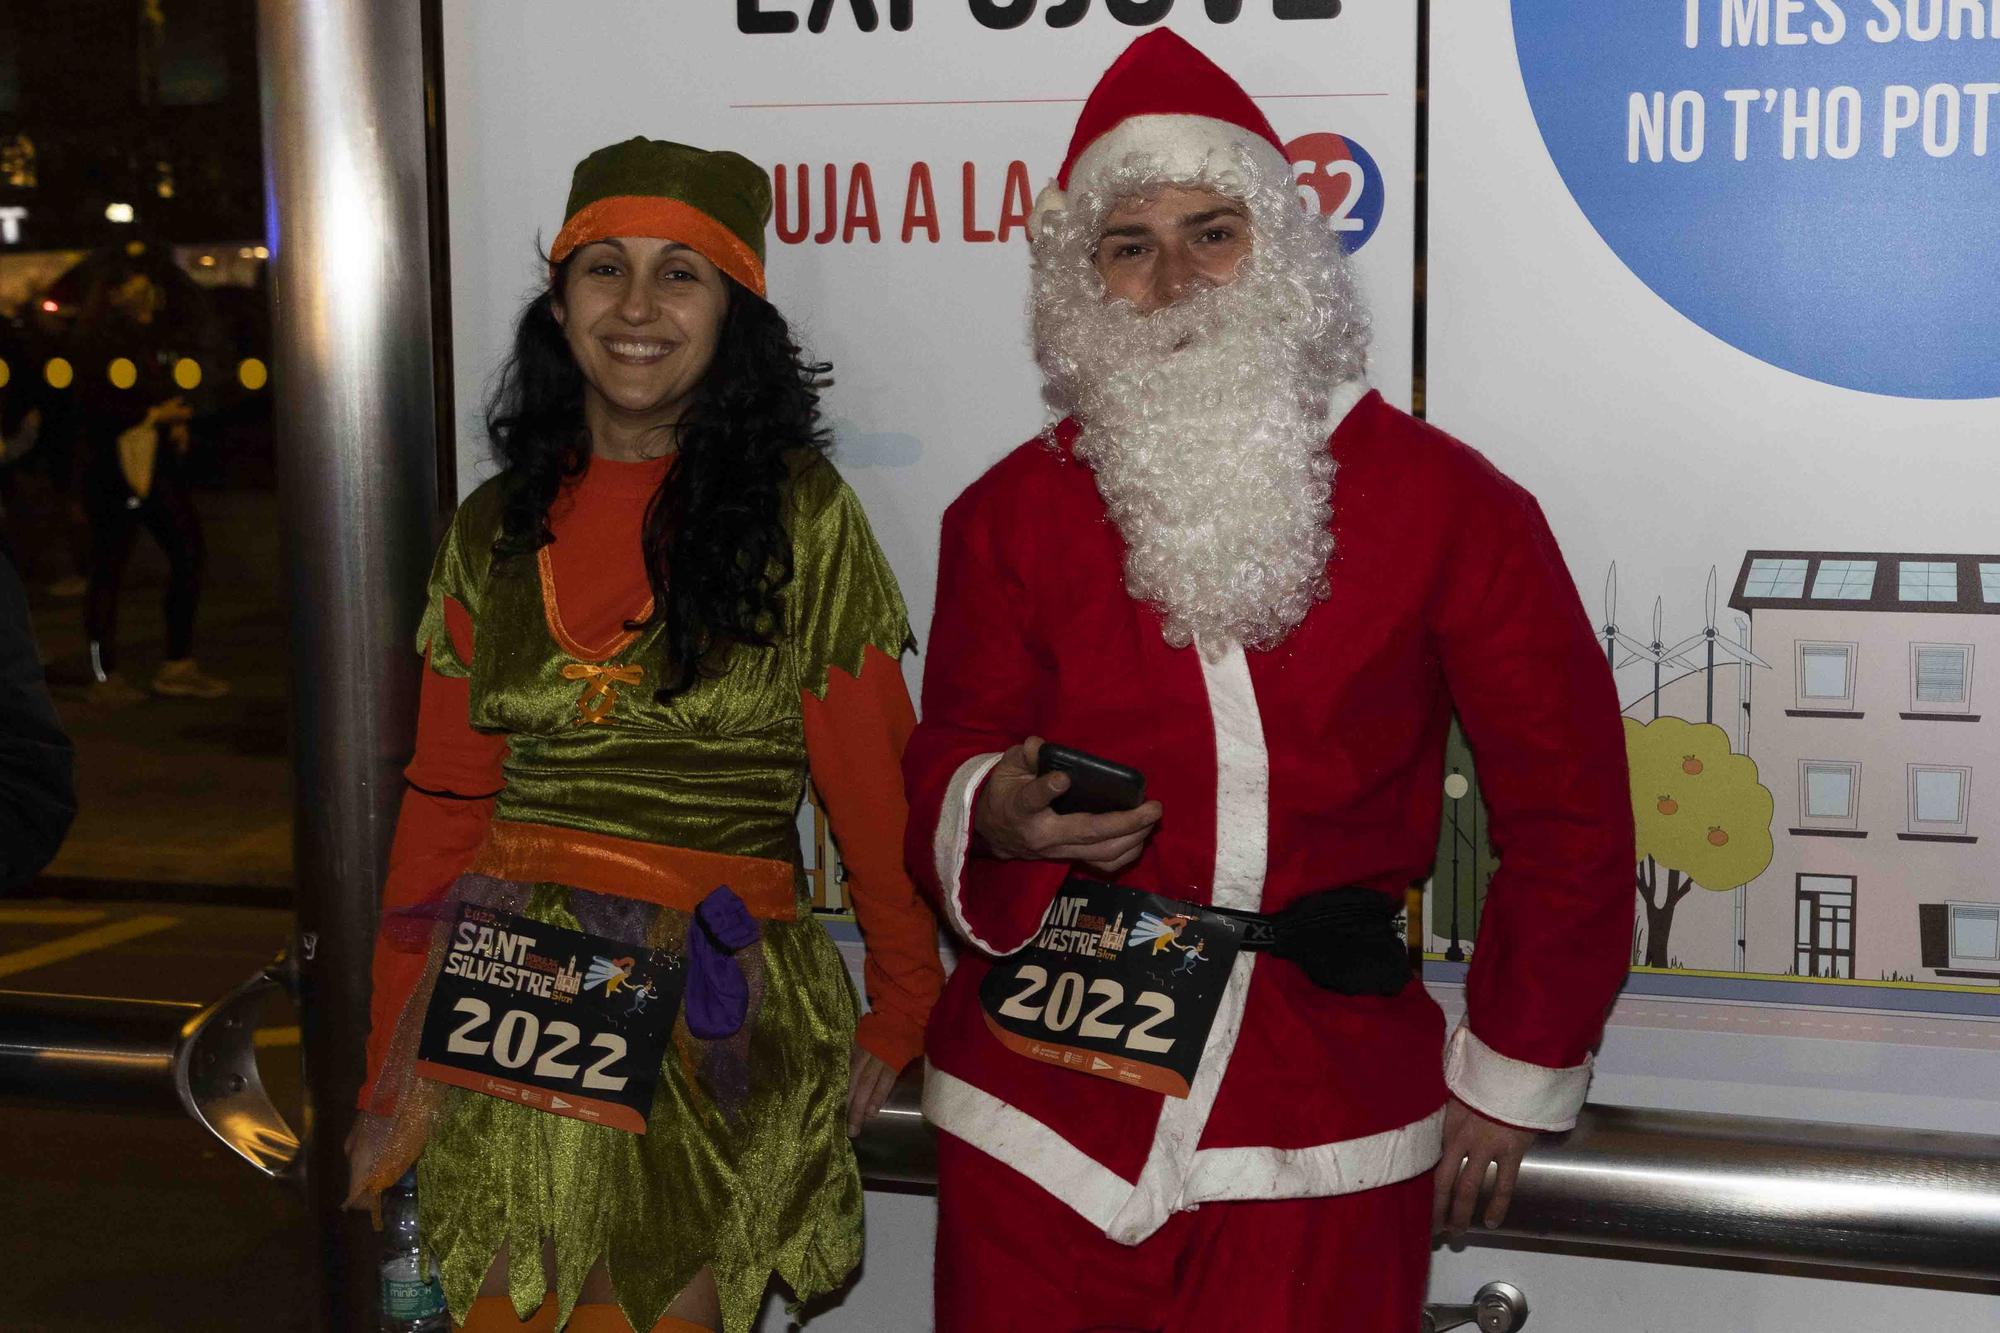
[1443,769,1471,963]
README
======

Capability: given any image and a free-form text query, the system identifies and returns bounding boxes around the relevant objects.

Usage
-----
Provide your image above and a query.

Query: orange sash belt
[468,820,799,922]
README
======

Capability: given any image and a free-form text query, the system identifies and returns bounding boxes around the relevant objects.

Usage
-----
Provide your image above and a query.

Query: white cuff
[934,751,1009,954]
[1443,1021,1592,1133]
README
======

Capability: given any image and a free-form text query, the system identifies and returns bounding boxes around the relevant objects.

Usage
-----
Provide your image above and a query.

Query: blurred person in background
[0,312,84,588]
[67,247,229,703]
[0,542,75,892]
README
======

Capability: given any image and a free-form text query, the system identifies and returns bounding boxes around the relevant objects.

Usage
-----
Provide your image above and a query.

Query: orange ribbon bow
[560,661,644,725]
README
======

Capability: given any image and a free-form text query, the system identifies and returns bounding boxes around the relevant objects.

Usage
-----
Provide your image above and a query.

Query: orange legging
[456,1296,711,1333]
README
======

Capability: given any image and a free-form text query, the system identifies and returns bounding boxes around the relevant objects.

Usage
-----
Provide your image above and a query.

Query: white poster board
[443,0,1416,662]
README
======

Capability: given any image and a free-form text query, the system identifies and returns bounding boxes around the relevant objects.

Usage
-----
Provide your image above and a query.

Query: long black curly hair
[486,257,831,700]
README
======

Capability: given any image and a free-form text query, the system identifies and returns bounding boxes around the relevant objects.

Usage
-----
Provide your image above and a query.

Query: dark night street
[0,899,308,1332]
[6,474,311,1329]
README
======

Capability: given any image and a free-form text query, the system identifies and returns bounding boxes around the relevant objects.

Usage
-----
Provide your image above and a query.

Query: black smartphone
[1038,742,1147,816]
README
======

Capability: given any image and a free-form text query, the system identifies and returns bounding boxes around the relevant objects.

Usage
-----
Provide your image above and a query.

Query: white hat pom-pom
[1027,181,1068,241]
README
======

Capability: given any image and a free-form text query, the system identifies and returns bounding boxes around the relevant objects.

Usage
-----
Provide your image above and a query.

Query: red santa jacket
[902,385,1634,1245]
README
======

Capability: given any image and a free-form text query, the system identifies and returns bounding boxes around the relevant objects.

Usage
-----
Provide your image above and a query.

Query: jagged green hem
[415,594,471,678]
[424,1118,866,1333]
[801,619,916,703]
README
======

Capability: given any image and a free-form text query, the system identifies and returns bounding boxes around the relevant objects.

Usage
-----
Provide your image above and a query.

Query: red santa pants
[934,1132,1432,1332]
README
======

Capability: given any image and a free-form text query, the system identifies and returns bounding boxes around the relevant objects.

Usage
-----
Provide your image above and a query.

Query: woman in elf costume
[345,138,943,1333]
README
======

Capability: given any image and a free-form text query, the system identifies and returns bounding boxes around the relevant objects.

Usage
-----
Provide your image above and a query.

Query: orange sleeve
[357,598,508,1111]
[800,643,945,1072]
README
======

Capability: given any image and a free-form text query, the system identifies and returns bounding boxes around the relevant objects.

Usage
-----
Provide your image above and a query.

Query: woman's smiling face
[554,236,731,445]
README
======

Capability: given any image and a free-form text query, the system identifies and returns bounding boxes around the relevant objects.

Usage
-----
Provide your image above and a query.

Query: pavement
[12,480,294,896]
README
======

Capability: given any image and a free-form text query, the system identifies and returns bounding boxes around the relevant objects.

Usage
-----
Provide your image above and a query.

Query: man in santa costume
[902,29,1633,1332]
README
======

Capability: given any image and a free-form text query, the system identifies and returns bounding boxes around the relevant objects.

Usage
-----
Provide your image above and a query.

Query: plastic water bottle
[379,1168,447,1332]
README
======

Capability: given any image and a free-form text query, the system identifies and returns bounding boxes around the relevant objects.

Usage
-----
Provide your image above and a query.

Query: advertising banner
[1428,3,2000,1022]
[1427,15,1999,1328]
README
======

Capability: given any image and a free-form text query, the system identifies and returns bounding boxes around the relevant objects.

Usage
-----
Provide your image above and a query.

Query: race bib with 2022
[415,902,685,1133]
[979,879,1244,1098]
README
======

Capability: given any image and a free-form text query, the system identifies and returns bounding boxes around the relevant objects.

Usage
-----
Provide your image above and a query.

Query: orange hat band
[549,195,766,298]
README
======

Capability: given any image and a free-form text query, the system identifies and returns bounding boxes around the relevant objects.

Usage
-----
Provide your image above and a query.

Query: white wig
[1029,142,1372,653]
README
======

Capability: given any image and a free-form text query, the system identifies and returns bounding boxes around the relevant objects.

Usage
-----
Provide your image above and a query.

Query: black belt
[1207,887,1411,997]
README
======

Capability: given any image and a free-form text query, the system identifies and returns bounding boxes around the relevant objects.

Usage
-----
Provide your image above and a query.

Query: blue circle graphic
[1510,2,2000,399]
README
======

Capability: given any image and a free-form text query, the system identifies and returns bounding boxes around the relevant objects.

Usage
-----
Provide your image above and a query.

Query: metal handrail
[1500,1103,2000,1279]
[8,988,1998,1282]
[854,1069,2000,1282]
[0,991,199,1112]
[0,954,300,1177]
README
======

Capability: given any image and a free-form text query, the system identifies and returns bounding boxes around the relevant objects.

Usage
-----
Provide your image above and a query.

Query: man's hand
[973,736,1163,876]
[1432,1095,1537,1236]
[847,1045,900,1138]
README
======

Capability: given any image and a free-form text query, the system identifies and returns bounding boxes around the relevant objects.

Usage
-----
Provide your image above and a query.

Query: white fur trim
[935,751,1012,955]
[1183,1107,1445,1203]
[1032,114,1295,238]
[1324,377,1369,435]
[1105,950,1256,1243]
[1201,640,1269,912]
[1071,114,1293,204]
[1101,640,1271,1243]
[923,1062,1133,1232]
[1444,1020,1592,1133]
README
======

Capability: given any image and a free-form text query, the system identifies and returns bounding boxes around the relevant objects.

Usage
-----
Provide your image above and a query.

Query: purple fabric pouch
[685,885,760,1040]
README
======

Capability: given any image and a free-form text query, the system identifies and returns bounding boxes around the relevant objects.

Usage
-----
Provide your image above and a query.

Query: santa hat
[1030,30,1293,239]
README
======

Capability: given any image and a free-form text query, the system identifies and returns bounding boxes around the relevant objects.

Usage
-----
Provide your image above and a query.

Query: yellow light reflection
[44,357,72,389]
[173,358,201,390]
[237,358,267,391]
[108,357,138,390]
[0,359,10,390]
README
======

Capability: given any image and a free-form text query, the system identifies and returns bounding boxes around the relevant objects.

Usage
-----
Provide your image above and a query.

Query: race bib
[415,903,685,1133]
[979,880,1243,1098]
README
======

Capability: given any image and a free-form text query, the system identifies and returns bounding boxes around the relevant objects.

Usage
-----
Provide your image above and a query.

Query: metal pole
[1705,634,1716,723]
[1467,773,1480,932]
[257,3,442,1327]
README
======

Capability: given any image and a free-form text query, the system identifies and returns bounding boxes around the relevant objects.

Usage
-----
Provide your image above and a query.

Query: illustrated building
[1731,552,2000,985]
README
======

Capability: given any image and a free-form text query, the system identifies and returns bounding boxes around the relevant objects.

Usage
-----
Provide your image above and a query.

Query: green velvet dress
[403,456,910,1333]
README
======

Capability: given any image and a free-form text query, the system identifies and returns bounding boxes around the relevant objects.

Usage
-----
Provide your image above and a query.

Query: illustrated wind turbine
[1658,567,1772,724]
[1602,566,1698,719]
[1599,563,1621,668]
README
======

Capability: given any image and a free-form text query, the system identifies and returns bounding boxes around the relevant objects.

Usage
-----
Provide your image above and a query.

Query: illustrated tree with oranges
[1625,716,1774,969]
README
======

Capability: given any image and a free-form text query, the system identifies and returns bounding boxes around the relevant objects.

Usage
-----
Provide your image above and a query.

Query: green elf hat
[548,137,772,297]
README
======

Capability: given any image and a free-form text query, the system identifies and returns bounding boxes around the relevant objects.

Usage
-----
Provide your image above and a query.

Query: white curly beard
[1031,153,1370,654]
